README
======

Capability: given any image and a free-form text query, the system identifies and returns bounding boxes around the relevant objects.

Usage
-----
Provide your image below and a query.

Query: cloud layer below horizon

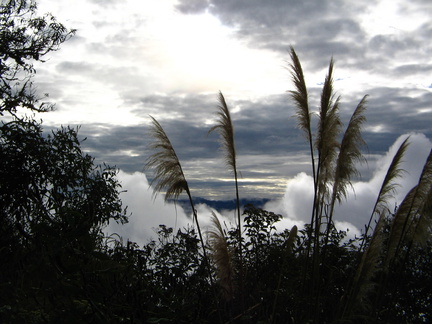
[107,132,431,246]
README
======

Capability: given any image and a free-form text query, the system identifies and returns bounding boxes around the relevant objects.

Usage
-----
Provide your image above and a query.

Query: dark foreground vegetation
[1,1,431,323]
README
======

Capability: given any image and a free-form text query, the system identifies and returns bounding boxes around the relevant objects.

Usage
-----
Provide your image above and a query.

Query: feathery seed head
[208,91,237,172]
[288,47,312,142]
[208,212,235,300]
[145,116,189,201]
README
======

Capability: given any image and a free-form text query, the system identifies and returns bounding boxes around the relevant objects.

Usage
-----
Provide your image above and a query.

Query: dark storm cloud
[56,61,139,87]
[57,61,94,74]
[69,82,430,201]
[176,0,431,76]
[129,92,306,157]
[176,0,368,68]
[130,93,217,125]
[393,63,432,76]
[68,92,309,199]
[75,124,147,171]
[78,78,431,176]
[362,87,432,146]
[176,0,210,14]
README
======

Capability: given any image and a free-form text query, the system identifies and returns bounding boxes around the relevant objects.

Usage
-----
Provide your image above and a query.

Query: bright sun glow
[147,11,285,96]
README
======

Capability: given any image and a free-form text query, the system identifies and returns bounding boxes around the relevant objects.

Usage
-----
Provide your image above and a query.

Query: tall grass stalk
[359,137,410,253]
[371,150,432,319]
[289,51,364,321]
[385,149,432,269]
[323,95,368,255]
[399,149,432,252]
[208,91,243,270]
[208,212,234,300]
[288,47,315,183]
[338,137,412,321]
[312,58,341,320]
[340,211,386,320]
[288,48,316,264]
[145,116,212,284]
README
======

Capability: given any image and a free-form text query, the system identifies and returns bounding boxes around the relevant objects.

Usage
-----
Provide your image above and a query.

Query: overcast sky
[29,0,431,243]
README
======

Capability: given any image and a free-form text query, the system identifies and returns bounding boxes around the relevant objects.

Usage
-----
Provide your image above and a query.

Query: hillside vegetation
[1,1,431,323]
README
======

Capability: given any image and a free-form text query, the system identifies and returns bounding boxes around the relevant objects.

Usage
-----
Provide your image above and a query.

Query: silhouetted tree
[0,119,128,322]
[0,0,74,117]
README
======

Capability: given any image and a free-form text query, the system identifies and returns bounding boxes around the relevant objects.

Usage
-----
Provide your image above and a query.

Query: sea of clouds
[106,133,431,246]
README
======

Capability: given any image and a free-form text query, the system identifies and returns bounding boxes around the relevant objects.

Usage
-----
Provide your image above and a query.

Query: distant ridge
[172,197,271,215]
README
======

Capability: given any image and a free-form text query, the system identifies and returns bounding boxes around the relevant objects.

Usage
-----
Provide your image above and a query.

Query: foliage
[0,0,74,117]
[1,1,431,322]
[0,119,127,235]
[0,119,128,322]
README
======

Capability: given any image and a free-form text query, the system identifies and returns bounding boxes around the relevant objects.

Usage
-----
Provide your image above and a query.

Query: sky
[26,0,432,244]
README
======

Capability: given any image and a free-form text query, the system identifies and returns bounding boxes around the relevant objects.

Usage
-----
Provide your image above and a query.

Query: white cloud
[196,203,237,236]
[264,172,314,222]
[105,170,190,245]
[106,171,241,246]
[264,133,432,235]
[106,133,430,246]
